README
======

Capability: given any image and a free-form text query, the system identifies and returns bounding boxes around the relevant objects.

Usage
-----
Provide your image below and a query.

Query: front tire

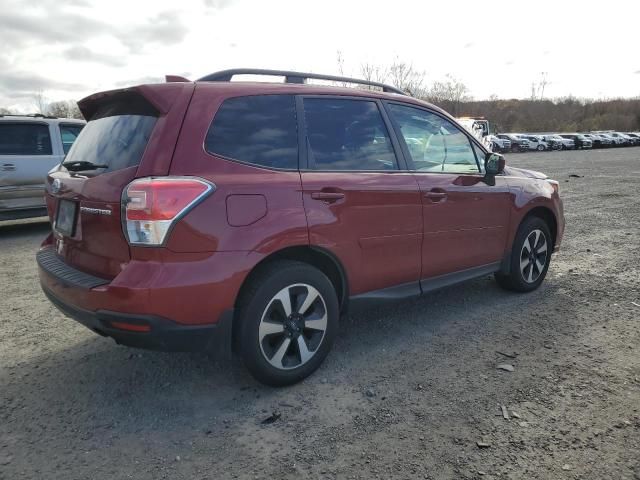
[495,217,552,292]
[537,145,545,151]
[238,260,339,386]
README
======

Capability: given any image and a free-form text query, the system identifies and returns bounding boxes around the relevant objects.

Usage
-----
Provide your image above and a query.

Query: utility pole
[539,72,549,100]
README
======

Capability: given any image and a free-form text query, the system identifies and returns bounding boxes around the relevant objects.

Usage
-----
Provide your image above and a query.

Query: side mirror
[485,152,505,175]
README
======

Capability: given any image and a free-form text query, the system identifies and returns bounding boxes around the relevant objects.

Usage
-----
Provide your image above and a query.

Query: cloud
[114,76,164,87]
[63,46,126,67]
[0,3,191,55]
[0,69,84,96]
[118,12,190,54]
[203,0,234,8]
[0,8,109,49]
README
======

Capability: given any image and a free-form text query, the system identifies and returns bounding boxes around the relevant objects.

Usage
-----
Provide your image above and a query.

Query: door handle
[425,189,447,201]
[310,191,345,203]
[1,163,16,171]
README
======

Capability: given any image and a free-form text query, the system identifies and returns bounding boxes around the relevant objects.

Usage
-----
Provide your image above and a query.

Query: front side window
[303,98,398,171]
[59,124,84,154]
[205,95,298,169]
[0,123,52,155]
[388,104,479,174]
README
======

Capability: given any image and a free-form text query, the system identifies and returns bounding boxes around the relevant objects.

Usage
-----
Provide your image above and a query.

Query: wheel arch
[501,205,558,275]
[523,206,558,248]
[232,245,348,349]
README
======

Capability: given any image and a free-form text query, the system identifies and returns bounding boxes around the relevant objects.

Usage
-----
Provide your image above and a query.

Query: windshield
[63,115,157,171]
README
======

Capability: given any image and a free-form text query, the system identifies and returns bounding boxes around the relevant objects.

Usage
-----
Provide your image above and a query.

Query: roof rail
[197,68,407,95]
[0,113,58,119]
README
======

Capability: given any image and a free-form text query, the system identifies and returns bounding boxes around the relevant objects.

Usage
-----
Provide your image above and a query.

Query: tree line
[354,56,640,133]
[434,97,640,133]
[1,92,83,120]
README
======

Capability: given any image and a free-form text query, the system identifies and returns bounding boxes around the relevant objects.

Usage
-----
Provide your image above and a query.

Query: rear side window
[205,95,298,169]
[63,115,156,171]
[0,123,52,155]
[59,124,84,154]
[303,98,398,171]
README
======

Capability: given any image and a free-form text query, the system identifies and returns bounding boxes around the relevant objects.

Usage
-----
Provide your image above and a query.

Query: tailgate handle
[1,163,16,171]
[310,191,345,203]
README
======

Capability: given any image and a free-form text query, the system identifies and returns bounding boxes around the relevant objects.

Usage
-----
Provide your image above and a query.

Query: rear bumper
[35,246,253,356]
[42,284,233,354]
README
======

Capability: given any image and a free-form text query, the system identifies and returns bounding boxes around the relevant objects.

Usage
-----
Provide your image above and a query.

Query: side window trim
[382,100,488,174]
[295,95,308,170]
[297,94,408,172]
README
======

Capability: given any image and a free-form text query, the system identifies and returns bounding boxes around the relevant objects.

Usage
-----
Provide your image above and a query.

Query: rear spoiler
[166,75,190,83]
[78,83,194,121]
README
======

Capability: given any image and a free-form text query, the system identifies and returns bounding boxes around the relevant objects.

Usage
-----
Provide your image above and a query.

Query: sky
[1,0,639,112]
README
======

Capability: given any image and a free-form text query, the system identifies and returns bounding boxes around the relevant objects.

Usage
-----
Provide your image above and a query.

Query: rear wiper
[63,160,108,171]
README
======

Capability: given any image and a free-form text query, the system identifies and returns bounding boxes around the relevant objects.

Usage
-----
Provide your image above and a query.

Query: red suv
[37,69,564,386]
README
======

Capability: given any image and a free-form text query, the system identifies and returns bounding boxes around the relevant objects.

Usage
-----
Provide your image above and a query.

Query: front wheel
[496,217,552,292]
[537,145,545,151]
[238,260,339,386]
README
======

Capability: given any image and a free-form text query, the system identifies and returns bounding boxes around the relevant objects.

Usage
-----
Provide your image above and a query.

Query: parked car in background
[625,133,640,145]
[541,134,573,150]
[520,135,550,151]
[486,134,511,152]
[596,132,625,146]
[603,132,632,146]
[559,134,592,149]
[497,133,530,152]
[617,133,640,146]
[0,114,85,220]
[36,68,564,386]
[583,133,612,148]
[539,135,564,150]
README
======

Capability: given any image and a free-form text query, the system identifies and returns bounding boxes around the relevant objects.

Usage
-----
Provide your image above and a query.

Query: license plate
[54,199,78,236]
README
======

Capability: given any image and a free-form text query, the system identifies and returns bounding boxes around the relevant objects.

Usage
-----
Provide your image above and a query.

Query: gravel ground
[1,147,639,480]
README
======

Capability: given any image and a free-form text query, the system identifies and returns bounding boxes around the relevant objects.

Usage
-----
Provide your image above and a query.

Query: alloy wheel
[519,229,548,283]
[258,283,328,370]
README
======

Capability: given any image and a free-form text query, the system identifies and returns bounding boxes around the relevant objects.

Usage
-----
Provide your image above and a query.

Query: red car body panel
[37,80,565,353]
[413,172,512,278]
[300,171,422,294]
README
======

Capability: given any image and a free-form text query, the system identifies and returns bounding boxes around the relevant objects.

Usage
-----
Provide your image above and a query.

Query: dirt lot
[1,148,639,480]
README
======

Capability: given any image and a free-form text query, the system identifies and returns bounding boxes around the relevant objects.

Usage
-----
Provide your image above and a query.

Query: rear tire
[237,260,339,386]
[495,216,552,293]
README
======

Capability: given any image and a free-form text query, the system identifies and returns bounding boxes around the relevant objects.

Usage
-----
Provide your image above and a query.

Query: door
[299,96,423,296]
[0,121,62,211]
[385,102,512,281]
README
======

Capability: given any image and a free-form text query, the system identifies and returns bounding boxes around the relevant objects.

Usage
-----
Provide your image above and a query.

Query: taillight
[123,177,214,246]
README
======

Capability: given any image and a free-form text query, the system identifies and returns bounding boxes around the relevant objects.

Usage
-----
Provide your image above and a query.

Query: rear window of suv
[205,95,298,169]
[0,123,52,155]
[63,93,158,171]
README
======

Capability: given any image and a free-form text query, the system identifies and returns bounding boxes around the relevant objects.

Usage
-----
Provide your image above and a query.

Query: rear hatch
[46,83,194,279]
